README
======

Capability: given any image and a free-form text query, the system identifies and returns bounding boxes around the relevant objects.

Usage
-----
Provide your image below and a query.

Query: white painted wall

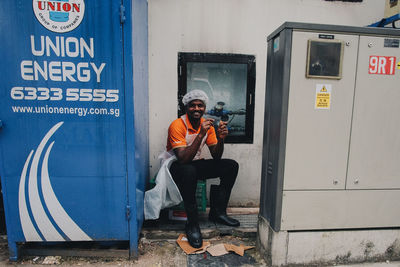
[148,0,384,206]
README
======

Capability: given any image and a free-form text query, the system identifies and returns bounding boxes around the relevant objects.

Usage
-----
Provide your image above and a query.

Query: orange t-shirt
[166,116,218,151]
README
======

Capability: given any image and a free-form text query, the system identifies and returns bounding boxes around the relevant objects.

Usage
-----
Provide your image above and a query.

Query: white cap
[182,89,209,106]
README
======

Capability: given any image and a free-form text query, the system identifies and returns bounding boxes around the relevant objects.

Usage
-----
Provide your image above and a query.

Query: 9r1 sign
[369,56,396,75]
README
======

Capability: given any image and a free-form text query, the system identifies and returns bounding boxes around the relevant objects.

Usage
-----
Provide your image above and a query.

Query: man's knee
[181,164,198,179]
[220,159,239,174]
[172,163,198,183]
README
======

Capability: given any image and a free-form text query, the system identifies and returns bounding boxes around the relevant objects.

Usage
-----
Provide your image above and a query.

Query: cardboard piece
[176,234,254,257]
[195,243,211,254]
[224,244,255,257]
[207,243,229,257]
[176,234,210,254]
[206,243,255,257]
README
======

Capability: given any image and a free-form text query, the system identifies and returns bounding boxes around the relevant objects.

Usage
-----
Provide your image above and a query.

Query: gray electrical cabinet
[261,22,400,231]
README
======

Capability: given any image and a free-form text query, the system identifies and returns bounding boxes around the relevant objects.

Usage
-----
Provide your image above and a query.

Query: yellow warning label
[316,93,330,108]
[315,84,331,109]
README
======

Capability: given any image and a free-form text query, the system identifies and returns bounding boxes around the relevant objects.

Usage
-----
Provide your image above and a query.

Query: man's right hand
[174,118,214,163]
[200,118,214,136]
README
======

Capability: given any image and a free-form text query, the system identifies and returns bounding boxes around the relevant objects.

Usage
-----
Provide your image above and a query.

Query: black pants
[170,159,239,207]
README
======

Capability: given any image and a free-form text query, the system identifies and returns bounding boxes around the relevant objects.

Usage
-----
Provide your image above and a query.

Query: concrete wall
[257,216,400,266]
[148,0,384,206]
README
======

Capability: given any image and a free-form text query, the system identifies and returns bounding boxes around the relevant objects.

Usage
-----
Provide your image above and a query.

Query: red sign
[369,56,396,75]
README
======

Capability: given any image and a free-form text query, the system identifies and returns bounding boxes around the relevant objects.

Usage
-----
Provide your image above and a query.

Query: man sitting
[167,89,240,248]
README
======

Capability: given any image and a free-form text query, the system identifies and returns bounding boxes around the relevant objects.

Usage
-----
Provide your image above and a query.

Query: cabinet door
[0,0,128,243]
[347,36,400,189]
[283,31,358,190]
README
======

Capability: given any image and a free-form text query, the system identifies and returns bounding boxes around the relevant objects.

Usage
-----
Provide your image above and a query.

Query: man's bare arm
[209,121,228,160]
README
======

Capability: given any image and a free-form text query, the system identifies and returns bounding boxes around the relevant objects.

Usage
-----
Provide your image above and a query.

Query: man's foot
[209,210,240,227]
[185,222,203,248]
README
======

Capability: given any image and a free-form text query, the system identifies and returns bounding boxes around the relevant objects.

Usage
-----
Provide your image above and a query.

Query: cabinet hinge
[120,5,126,24]
[126,205,131,221]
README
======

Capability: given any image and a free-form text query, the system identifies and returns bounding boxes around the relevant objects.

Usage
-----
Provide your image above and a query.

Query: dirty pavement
[0,209,398,267]
[0,209,266,266]
[0,235,261,267]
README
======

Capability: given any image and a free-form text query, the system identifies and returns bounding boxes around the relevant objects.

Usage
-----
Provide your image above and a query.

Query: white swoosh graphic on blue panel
[19,122,91,241]
[28,122,64,241]
[18,150,42,241]
[41,141,91,240]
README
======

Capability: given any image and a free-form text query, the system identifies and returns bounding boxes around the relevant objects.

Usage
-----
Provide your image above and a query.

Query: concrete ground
[0,208,398,266]
[0,208,262,266]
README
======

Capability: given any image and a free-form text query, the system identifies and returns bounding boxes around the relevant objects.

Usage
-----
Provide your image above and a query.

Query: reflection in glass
[187,62,247,136]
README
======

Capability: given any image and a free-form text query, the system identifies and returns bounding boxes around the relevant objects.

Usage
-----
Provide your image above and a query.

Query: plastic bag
[144,154,183,220]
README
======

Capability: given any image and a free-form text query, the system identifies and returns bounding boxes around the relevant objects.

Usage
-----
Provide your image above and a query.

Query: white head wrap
[182,89,209,106]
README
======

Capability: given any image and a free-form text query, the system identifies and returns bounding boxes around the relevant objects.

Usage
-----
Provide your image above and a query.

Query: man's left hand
[217,121,229,140]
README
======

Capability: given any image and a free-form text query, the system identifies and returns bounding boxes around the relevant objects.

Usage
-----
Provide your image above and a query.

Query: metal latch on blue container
[120,5,126,24]
[126,205,131,221]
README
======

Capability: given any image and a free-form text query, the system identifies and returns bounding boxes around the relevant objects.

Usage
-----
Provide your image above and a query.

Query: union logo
[33,0,85,33]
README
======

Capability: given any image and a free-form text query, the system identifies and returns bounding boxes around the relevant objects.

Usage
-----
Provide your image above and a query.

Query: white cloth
[144,151,183,220]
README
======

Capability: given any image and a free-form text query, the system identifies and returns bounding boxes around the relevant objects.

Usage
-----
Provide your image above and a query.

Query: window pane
[307,40,343,79]
[187,62,247,137]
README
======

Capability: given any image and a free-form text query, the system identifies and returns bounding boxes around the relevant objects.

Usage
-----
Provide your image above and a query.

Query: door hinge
[120,5,126,24]
[126,205,131,221]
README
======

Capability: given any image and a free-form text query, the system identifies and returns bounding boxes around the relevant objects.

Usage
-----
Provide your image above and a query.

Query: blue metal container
[0,0,148,260]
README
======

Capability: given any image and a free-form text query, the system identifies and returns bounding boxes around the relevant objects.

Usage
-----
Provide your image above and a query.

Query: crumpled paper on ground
[176,234,254,257]
[206,243,228,256]
[42,256,62,265]
[176,233,211,254]
[206,243,254,257]
[224,243,254,256]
